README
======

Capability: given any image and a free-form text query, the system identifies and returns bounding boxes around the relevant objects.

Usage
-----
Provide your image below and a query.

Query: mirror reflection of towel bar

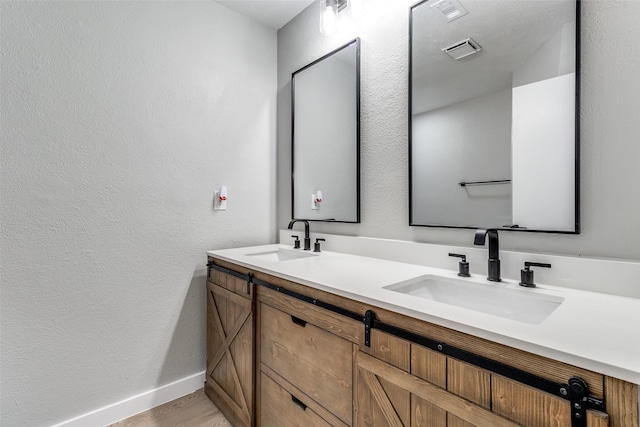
[458,179,511,187]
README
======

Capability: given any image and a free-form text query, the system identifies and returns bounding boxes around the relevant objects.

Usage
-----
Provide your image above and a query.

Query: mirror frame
[291,38,361,223]
[408,0,581,234]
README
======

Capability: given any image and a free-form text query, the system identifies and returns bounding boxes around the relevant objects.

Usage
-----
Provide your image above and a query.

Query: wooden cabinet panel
[260,302,353,424]
[447,359,491,407]
[205,277,254,427]
[493,374,571,426]
[492,375,609,427]
[411,345,447,427]
[411,345,446,386]
[410,395,447,427]
[604,376,639,427]
[361,329,410,370]
[447,359,491,427]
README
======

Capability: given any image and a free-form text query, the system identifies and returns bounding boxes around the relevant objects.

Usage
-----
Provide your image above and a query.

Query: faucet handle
[291,235,300,249]
[448,253,470,277]
[313,238,325,253]
[520,261,551,288]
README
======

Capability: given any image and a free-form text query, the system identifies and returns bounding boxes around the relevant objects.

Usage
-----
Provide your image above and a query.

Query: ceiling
[216,0,315,30]
[412,0,576,114]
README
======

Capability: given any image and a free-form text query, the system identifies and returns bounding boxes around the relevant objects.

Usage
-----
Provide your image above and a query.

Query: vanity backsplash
[279,230,640,299]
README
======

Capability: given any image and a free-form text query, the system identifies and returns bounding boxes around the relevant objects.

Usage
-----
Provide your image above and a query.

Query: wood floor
[108,389,231,427]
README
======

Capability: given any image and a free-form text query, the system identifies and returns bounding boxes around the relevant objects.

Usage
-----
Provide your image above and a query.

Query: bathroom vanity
[204,245,639,427]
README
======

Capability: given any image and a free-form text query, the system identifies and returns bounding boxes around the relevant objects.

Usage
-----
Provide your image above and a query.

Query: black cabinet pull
[291,394,307,411]
[290,315,307,327]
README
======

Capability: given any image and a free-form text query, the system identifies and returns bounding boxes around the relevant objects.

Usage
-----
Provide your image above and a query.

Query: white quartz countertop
[207,244,640,384]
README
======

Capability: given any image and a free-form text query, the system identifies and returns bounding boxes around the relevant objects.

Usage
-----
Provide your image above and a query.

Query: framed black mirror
[292,38,360,223]
[409,0,580,233]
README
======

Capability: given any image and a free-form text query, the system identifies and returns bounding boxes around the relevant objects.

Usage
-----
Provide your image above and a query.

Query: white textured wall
[277,0,640,262]
[0,2,276,426]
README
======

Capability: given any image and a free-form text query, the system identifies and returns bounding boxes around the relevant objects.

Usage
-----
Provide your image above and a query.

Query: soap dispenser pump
[520,261,551,288]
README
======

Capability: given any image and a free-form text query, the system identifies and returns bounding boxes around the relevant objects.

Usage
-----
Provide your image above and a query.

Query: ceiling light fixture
[348,0,365,19]
[319,0,365,36]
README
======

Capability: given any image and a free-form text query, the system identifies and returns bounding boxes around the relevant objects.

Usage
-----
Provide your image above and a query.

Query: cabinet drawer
[260,302,353,424]
[260,371,342,427]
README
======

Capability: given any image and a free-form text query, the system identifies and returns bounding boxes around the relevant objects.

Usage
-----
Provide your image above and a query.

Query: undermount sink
[384,275,564,324]
[245,248,318,262]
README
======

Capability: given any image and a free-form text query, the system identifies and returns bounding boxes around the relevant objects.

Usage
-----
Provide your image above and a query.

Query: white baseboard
[51,371,206,427]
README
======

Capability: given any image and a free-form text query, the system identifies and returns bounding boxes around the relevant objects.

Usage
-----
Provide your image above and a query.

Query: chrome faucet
[474,228,501,282]
[287,219,311,250]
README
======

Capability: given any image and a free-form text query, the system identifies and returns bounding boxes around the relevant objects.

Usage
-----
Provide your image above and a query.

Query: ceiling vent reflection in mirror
[430,0,468,22]
[442,38,482,60]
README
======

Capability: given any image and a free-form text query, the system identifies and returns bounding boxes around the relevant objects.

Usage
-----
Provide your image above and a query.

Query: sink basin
[384,275,563,324]
[245,248,318,262]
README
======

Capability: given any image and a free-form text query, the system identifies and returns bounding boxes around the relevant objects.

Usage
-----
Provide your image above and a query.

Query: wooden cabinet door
[356,351,521,427]
[205,270,254,427]
[411,341,611,427]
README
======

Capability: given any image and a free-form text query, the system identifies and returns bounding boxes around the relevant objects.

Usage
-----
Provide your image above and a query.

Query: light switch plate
[214,191,227,211]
